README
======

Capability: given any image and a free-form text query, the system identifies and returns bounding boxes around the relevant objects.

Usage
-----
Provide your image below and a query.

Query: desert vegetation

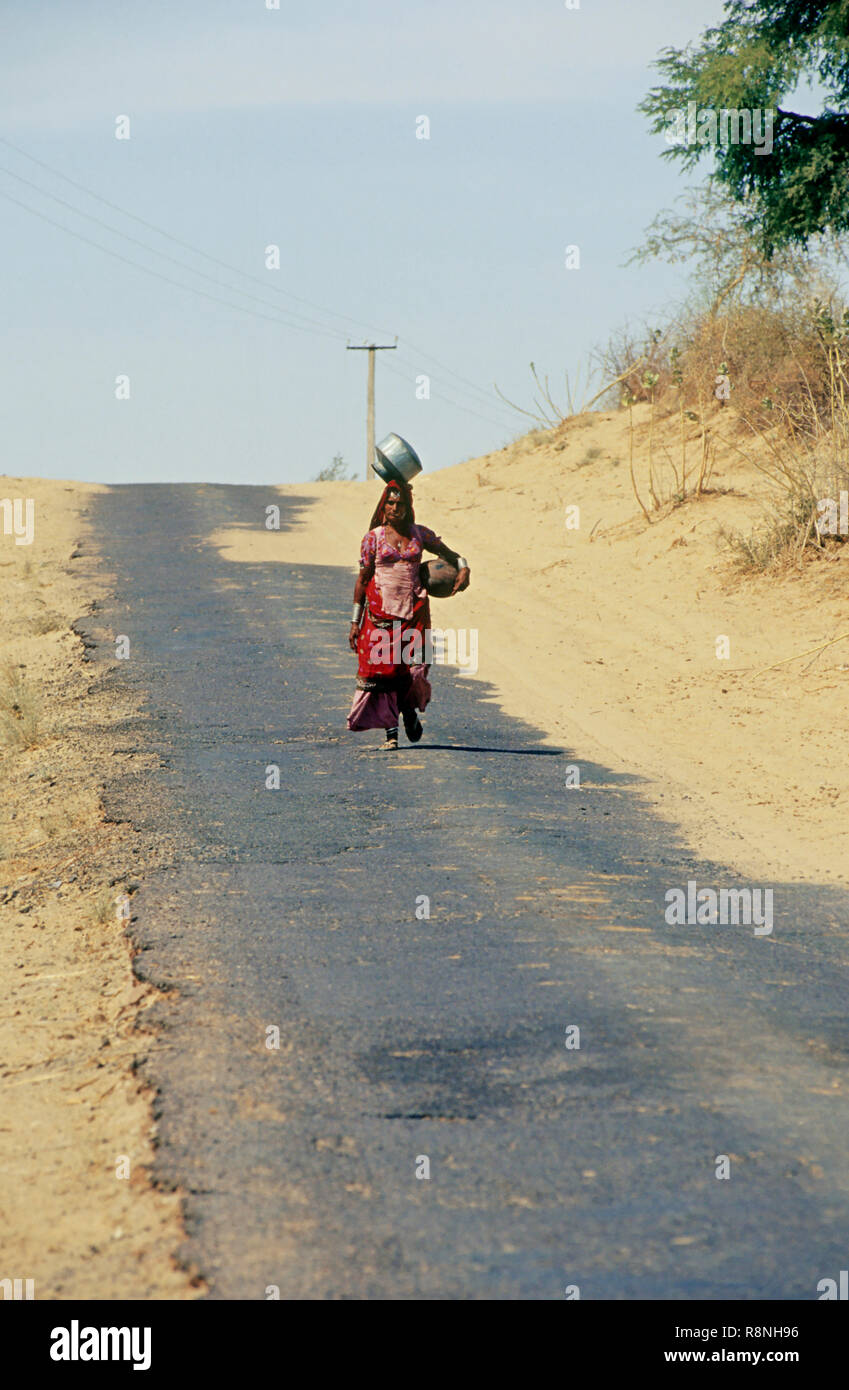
[502,0,849,574]
[0,656,41,750]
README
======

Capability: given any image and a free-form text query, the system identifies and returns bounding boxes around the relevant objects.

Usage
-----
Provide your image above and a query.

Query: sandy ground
[211,403,849,890]
[0,477,197,1300]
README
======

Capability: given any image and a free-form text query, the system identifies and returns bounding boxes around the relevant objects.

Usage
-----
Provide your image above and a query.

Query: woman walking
[347,478,470,749]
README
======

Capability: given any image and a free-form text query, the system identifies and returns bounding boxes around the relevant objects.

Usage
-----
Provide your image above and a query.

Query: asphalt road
[80,483,849,1300]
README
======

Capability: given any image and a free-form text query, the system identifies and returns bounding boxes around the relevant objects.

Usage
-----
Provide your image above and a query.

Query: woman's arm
[349,559,374,651]
[428,539,470,594]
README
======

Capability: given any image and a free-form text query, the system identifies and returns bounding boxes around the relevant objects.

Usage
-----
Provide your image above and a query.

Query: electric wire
[0,162,354,342]
[0,134,396,342]
[1,141,519,432]
[0,188,352,342]
[1,135,516,420]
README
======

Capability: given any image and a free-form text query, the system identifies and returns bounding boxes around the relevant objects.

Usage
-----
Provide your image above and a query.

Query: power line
[398,339,513,414]
[378,354,516,433]
[0,162,353,343]
[389,352,518,429]
[1,135,515,421]
[1,185,515,433]
[1,137,523,433]
[0,188,351,342]
[0,134,396,343]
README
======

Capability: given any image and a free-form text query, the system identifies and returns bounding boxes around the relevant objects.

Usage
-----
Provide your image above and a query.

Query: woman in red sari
[347,480,470,749]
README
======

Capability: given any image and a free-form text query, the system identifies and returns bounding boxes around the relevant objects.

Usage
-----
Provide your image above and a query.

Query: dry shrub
[91,888,117,925]
[600,302,836,419]
[0,660,41,749]
[32,611,63,636]
[599,290,849,542]
[597,324,672,405]
[720,309,849,570]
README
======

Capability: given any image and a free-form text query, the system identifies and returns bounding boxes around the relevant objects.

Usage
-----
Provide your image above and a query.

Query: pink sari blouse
[360,523,442,622]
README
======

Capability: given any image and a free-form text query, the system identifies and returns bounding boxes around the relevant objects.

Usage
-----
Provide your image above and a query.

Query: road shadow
[415,743,565,756]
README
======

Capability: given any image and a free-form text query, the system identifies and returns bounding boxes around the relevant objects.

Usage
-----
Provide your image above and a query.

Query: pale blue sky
[1,0,728,484]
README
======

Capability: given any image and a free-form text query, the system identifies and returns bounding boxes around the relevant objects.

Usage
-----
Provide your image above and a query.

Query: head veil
[369,478,415,535]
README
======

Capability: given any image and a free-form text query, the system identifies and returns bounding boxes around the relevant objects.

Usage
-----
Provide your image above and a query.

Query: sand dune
[213,404,849,888]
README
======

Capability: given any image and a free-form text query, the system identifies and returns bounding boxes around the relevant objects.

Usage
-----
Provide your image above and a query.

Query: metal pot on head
[373,433,423,486]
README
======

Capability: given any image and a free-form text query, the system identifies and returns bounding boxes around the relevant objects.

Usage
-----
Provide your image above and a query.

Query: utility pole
[346,343,397,478]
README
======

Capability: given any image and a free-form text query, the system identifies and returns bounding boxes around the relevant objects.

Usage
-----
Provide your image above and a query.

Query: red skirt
[347,585,432,732]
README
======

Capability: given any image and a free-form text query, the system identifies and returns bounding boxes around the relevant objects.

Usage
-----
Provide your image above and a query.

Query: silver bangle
[351,603,364,624]
[456,556,469,570]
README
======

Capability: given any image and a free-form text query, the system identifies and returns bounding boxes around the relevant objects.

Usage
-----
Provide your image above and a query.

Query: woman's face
[383,490,406,525]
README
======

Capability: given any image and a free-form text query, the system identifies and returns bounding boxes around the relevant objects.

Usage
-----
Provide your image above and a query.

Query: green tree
[640,1,849,251]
